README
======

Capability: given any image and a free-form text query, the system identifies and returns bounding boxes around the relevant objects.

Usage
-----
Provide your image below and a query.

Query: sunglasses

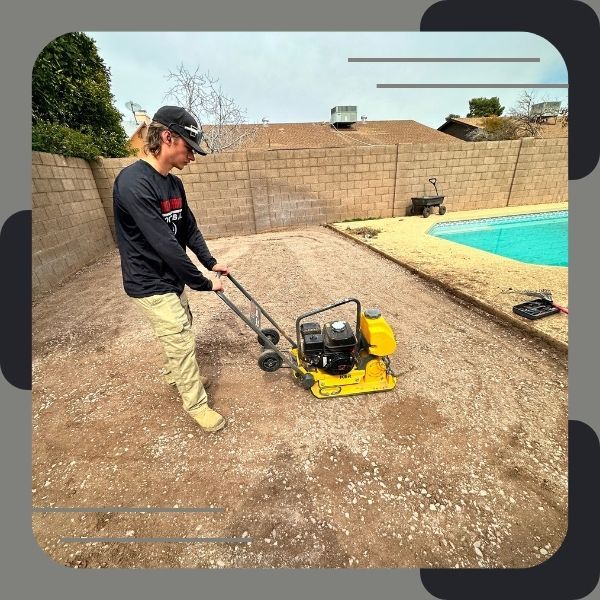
[166,122,203,147]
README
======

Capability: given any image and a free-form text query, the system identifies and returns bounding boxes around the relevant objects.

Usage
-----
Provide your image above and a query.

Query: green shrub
[32,33,132,159]
[32,122,102,161]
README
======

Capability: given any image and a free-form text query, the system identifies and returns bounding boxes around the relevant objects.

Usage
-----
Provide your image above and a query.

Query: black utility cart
[410,177,446,217]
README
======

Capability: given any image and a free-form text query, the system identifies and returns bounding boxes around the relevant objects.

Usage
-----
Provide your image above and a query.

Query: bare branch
[508,90,543,138]
[163,65,259,153]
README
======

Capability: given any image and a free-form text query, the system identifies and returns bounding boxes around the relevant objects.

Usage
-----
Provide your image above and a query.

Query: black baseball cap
[152,106,207,155]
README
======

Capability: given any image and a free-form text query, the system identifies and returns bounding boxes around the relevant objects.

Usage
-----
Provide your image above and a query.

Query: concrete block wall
[32,138,567,292]
[90,157,134,241]
[394,140,523,215]
[32,152,115,295]
[92,139,565,240]
[94,146,398,238]
[93,152,256,240]
[187,151,255,238]
[247,145,397,232]
[508,137,568,206]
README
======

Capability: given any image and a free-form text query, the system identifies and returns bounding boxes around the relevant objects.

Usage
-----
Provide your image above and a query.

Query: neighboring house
[202,119,463,152]
[438,116,568,141]
[124,110,152,155]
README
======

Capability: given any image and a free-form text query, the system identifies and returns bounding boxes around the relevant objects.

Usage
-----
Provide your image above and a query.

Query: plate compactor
[215,273,398,398]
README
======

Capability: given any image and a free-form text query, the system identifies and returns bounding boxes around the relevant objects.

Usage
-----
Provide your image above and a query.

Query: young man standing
[113,106,228,433]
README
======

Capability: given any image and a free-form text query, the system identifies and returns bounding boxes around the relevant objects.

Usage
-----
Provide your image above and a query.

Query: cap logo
[164,122,203,145]
[183,124,199,140]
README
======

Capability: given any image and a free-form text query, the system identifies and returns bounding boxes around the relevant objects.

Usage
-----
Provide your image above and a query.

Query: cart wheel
[258,349,283,372]
[293,372,315,390]
[439,205,447,215]
[257,328,280,346]
[422,207,431,218]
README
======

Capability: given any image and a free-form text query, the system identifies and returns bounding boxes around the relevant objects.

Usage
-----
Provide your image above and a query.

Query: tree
[467,96,504,117]
[446,113,460,121]
[467,115,518,141]
[507,90,544,138]
[32,33,131,159]
[163,64,258,153]
[510,90,567,135]
[466,91,568,141]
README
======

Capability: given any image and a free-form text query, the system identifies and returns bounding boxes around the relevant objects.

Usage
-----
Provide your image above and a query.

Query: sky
[87,32,568,130]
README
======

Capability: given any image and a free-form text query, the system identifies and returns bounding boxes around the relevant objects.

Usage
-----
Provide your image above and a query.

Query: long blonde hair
[143,121,181,157]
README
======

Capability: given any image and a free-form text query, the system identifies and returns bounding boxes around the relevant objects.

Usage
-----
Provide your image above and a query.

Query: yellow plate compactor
[216,274,397,398]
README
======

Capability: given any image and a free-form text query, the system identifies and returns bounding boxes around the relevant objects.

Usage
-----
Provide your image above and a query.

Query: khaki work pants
[133,291,208,417]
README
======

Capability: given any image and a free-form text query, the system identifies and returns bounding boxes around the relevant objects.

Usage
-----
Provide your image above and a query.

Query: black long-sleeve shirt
[113,160,217,297]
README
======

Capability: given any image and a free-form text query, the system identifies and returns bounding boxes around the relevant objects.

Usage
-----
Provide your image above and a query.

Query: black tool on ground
[508,288,569,315]
[512,299,561,320]
[525,289,569,314]
[410,177,446,218]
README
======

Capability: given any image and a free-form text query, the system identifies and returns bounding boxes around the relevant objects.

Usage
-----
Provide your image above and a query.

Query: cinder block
[39,153,57,166]
[216,171,235,181]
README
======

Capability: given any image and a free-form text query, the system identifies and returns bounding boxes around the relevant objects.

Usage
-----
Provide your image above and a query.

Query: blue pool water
[429,211,568,267]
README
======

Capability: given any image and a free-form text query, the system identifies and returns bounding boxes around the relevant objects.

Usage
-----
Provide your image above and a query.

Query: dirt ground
[32,226,568,569]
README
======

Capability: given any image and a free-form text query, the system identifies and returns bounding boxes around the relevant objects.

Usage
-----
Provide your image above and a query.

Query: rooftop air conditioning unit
[330,105,357,127]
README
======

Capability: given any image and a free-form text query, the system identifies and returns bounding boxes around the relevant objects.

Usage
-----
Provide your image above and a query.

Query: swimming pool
[429,210,568,267]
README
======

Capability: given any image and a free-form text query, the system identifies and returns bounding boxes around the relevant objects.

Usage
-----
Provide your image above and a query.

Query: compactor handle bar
[215,272,295,347]
[213,272,303,374]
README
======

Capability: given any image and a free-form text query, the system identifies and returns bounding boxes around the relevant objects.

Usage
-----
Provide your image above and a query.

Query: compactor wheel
[258,349,283,372]
[257,328,280,346]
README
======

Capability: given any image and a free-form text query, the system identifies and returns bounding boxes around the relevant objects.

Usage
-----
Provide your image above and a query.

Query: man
[113,105,228,433]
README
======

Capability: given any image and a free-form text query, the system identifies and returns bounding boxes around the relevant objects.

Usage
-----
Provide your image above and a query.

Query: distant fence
[32,136,567,295]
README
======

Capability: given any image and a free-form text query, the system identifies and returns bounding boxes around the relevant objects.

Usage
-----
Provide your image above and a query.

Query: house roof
[123,120,146,139]
[444,117,483,129]
[203,120,463,152]
[439,116,568,138]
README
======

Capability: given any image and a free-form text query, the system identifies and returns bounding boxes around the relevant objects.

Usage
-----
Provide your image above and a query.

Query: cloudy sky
[87,32,568,129]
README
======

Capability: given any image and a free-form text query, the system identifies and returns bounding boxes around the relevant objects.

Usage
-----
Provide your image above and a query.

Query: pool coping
[428,209,568,232]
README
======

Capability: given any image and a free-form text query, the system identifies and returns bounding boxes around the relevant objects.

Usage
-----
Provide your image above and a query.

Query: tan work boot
[191,405,226,433]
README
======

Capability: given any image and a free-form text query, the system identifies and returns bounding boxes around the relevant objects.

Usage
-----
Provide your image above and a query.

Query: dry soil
[32,226,568,569]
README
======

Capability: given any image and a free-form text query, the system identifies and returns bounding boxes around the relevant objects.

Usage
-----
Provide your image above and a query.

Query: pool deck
[331,203,568,352]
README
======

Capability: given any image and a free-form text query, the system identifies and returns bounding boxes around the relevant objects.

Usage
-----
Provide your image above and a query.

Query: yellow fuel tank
[360,309,396,356]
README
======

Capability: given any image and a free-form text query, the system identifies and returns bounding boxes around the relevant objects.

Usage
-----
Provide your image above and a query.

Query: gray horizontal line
[377,83,568,89]
[33,507,224,513]
[350,57,540,63]
[61,537,251,544]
